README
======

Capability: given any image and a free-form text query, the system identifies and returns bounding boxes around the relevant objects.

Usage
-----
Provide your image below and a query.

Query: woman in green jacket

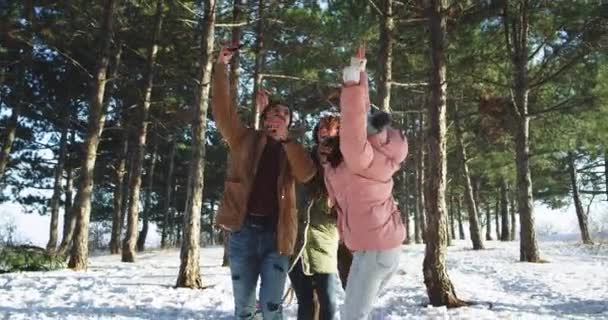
[289,115,341,320]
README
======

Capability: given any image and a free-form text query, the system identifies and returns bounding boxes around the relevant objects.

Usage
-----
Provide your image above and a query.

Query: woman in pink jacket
[320,47,408,319]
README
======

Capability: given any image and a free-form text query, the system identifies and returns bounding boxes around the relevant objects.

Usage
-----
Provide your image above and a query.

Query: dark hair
[261,101,293,128]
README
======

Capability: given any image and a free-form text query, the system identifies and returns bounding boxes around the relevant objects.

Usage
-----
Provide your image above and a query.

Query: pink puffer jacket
[323,72,408,251]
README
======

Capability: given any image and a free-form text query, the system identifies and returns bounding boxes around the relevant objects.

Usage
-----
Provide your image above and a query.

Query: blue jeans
[229,217,289,320]
[288,258,338,320]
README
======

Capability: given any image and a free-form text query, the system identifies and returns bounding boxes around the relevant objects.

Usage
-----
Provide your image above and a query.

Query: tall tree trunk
[0,105,21,180]
[422,0,466,307]
[176,0,215,288]
[161,138,177,248]
[605,149,608,202]
[122,0,164,262]
[0,0,33,180]
[68,0,118,270]
[403,168,411,244]
[137,135,159,252]
[457,196,465,240]
[449,194,456,241]
[251,0,265,129]
[417,111,426,242]
[46,113,70,252]
[495,191,501,240]
[504,0,540,263]
[510,190,516,241]
[454,110,484,250]
[230,0,245,110]
[57,131,76,256]
[485,200,493,241]
[568,151,593,244]
[378,0,394,112]
[500,178,510,241]
[57,128,76,256]
[109,107,129,254]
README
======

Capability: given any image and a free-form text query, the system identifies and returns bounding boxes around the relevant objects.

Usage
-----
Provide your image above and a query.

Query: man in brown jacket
[213,46,316,320]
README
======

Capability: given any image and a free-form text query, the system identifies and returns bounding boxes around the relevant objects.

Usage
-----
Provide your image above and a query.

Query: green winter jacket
[292,182,339,275]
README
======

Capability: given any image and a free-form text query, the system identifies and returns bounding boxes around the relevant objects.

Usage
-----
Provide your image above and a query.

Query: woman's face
[317,118,339,142]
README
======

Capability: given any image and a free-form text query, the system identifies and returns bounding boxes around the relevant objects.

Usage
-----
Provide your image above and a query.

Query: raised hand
[255,89,270,113]
[343,44,367,86]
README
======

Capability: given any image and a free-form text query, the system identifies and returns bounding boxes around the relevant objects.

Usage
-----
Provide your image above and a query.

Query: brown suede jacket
[212,62,316,255]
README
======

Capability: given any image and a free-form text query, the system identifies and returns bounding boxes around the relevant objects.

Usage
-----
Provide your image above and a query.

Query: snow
[1,240,607,319]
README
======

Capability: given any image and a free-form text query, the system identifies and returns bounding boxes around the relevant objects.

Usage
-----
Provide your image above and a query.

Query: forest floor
[0,239,606,319]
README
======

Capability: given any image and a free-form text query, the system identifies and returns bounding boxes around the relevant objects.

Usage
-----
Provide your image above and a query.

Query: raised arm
[211,47,247,147]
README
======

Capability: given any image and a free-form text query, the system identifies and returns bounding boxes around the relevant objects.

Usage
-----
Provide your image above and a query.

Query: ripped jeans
[229,216,289,320]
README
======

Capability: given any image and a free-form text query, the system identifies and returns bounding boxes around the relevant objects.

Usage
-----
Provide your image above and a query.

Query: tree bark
[403,168,411,244]
[422,0,466,307]
[449,194,456,241]
[378,0,394,112]
[161,138,177,248]
[230,0,245,110]
[504,0,540,262]
[58,129,76,257]
[568,151,593,244]
[485,200,493,241]
[122,0,164,262]
[68,0,118,270]
[251,0,266,129]
[46,113,70,252]
[454,111,484,250]
[510,190,516,241]
[137,134,159,252]
[109,112,129,254]
[416,111,426,242]
[176,0,215,288]
[495,190,501,240]
[457,196,465,240]
[500,178,510,241]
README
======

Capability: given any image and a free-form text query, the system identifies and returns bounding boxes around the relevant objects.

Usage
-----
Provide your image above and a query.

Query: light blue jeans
[229,217,289,320]
[341,247,401,320]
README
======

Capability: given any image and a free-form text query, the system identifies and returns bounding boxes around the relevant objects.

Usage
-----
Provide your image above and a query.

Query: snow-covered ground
[1,240,606,320]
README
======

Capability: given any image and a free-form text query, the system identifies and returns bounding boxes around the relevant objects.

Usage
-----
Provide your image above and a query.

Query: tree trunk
[0,1,33,180]
[500,178,510,241]
[416,112,426,242]
[485,200,493,241]
[251,0,265,129]
[378,0,394,112]
[422,0,466,307]
[109,114,129,254]
[510,190,516,241]
[46,113,69,252]
[403,168,411,244]
[449,194,456,241]
[495,191,501,240]
[454,111,484,250]
[57,130,76,256]
[457,196,465,240]
[0,105,21,180]
[605,149,608,202]
[122,0,164,262]
[504,0,540,263]
[230,0,245,110]
[68,0,118,271]
[137,134,159,252]
[568,151,593,244]
[176,0,215,288]
[161,138,177,248]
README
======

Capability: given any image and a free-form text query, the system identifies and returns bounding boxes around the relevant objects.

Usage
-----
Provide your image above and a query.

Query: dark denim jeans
[288,258,338,320]
[229,217,289,320]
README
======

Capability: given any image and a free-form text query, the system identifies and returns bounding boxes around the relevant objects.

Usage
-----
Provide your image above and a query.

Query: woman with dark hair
[289,115,341,320]
[322,46,408,319]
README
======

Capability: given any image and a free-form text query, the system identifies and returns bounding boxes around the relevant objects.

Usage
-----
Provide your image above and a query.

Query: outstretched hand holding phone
[343,44,367,86]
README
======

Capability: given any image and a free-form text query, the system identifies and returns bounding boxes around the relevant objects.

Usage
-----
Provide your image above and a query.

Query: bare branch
[390,81,428,88]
